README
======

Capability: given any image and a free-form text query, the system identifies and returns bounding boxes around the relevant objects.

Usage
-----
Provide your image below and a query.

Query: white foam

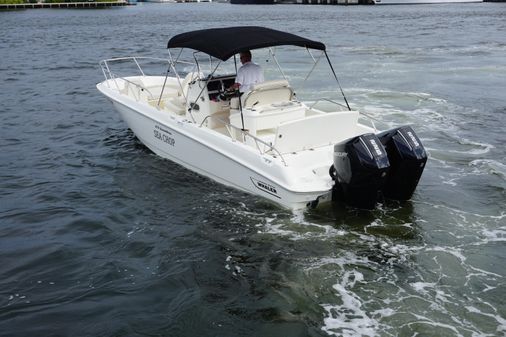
[426,203,504,222]
[322,270,379,337]
[428,43,506,54]
[226,199,505,336]
[426,246,466,263]
[410,314,463,336]
[308,252,372,271]
[290,210,347,238]
[481,228,506,242]
[466,265,502,279]
[371,308,396,318]
[259,217,298,237]
[225,255,231,271]
[446,138,495,155]
[441,176,458,186]
[410,281,436,296]
[466,306,506,334]
[259,210,346,240]
[470,159,506,180]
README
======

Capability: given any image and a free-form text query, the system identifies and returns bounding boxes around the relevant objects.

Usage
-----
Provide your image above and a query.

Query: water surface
[1,3,505,336]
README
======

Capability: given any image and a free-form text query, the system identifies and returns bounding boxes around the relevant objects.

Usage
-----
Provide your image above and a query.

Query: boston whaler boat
[97,27,427,210]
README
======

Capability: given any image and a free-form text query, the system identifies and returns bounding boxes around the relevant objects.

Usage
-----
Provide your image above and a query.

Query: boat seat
[147,97,186,115]
[143,74,198,115]
[230,80,293,110]
[229,101,306,139]
[274,110,360,154]
[136,77,180,101]
[178,72,202,101]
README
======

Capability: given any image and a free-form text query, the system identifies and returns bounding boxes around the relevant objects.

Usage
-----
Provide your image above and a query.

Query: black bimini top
[167,26,326,61]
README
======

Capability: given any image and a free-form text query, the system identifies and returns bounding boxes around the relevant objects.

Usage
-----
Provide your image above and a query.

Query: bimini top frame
[164,26,351,124]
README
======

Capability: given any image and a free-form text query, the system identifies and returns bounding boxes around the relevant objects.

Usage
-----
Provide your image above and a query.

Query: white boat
[97,27,427,210]
[372,0,482,4]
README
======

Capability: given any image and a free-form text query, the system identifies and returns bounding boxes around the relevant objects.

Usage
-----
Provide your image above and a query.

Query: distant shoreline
[0,0,129,8]
[1,0,503,9]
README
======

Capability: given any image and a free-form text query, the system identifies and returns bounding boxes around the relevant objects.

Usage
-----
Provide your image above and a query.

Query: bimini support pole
[298,49,324,94]
[269,47,288,82]
[168,49,186,100]
[160,49,184,108]
[157,60,171,108]
[187,61,222,124]
[234,54,246,131]
[324,50,351,111]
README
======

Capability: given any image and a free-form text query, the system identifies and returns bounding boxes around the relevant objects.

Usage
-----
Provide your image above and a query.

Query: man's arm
[230,67,244,90]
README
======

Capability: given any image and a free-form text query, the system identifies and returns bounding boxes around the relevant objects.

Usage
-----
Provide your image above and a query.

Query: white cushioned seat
[178,72,202,101]
[243,80,293,108]
[230,80,293,111]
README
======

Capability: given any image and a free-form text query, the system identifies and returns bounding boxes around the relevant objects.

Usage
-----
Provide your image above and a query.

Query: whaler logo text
[251,178,280,198]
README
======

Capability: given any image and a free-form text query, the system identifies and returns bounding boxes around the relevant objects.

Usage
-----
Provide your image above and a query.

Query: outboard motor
[330,134,390,209]
[378,126,427,200]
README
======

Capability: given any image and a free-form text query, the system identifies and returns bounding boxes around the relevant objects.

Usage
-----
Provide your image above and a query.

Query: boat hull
[100,85,331,209]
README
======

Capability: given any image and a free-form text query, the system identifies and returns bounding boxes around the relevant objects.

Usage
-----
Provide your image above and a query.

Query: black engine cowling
[331,133,390,209]
[378,126,427,200]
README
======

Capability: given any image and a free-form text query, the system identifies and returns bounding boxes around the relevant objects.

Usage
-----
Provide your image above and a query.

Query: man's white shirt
[236,62,264,93]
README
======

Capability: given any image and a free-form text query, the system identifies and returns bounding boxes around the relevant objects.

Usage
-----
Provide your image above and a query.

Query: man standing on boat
[231,50,264,93]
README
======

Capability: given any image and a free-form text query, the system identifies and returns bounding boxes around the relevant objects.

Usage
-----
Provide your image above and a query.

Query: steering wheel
[219,88,239,101]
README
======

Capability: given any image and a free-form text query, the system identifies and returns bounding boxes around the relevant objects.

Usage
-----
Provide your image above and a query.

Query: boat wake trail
[235,202,506,337]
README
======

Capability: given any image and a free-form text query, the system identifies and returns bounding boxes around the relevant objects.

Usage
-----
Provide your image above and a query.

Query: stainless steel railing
[100,56,289,165]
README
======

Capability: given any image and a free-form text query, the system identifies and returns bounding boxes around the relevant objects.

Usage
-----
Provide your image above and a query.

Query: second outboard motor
[330,133,390,209]
[378,126,427,200]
